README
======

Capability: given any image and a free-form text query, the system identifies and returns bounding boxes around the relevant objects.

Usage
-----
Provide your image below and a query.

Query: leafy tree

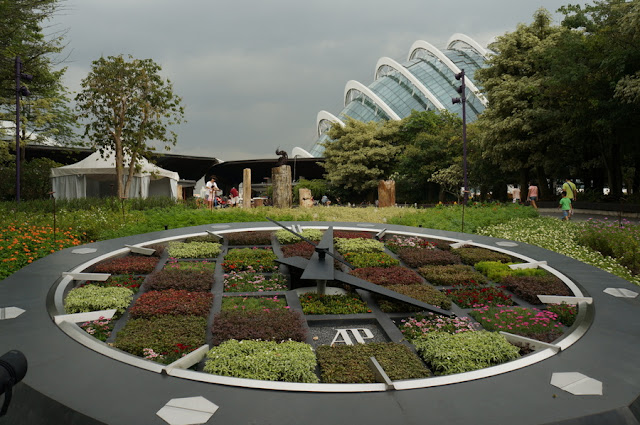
[0,0,76,156]
[321,118,402,202]
[292,178,329,204]
[75,55,185,198]
[0,157,61,200]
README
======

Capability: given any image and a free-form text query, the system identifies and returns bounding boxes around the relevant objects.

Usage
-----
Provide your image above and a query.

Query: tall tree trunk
[535,166,550,200]
[603,139,623,199]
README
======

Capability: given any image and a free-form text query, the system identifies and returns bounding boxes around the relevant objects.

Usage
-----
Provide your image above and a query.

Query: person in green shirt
[558,190,573,221]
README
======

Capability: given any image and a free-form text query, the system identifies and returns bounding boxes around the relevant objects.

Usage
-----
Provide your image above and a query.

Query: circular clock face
[52,221,589,392]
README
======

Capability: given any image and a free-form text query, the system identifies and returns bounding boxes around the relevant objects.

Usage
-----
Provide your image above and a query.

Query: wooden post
[243,168,252,209]
[299,188,313,208]
[271,165,292,208]
[378,180,396,207]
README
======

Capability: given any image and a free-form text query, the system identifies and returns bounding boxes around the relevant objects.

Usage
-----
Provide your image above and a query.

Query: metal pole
[461,72,468,206]
[15,57,21,203]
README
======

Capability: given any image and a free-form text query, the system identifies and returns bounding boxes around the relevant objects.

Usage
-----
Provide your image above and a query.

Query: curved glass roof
[308,34,487,157]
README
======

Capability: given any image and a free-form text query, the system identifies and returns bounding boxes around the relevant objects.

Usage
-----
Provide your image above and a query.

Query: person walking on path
[558,190,573,221]
[511,185,521,204]
[527,181,539,209]
[562,178,578,217]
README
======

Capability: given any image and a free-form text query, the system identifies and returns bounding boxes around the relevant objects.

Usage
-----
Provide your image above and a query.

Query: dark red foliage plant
[349,266,423,286]
[398,249,462,268]
[501,275,571,305]
[129,289,213,319]
[211,309,307,345]
[281,242,316,259]
[93,256,159,274]
[143,269,214,292]
[333,231,373,239]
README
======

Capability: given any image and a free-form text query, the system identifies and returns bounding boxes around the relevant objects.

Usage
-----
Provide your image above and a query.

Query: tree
[75,55,185,198]
[0,0,76,155]
[321,118,402,202]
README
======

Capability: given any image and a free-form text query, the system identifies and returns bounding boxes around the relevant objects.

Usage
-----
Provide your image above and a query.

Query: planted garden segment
[1,221,640,425]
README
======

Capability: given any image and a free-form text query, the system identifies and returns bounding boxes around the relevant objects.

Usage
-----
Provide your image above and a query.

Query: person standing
[527,181,539,209]
[558,190,573,221]
[229,187,239,207]
[206,177,219,208]
[511,185,521,204]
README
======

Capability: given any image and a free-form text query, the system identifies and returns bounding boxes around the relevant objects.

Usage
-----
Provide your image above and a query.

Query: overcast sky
[50,0,581,161]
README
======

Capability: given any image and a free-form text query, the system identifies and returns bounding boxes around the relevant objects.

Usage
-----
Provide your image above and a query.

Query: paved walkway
[538,208,640,224]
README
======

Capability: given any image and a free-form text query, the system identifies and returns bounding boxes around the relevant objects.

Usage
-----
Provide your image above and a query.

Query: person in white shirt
[512,185,521,204]
[206,177,219,208]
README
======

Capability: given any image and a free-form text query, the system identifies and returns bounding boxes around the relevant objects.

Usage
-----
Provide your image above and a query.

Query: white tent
[50,150,180,200]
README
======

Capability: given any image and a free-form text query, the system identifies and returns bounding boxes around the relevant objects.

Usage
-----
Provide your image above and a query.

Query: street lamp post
[451,69,468,205]
[15,56,33,203]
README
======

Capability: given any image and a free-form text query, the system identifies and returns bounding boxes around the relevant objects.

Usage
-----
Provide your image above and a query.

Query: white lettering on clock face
[330,328,374,346]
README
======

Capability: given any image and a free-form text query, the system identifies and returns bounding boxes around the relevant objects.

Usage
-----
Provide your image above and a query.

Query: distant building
[297,33,489,158]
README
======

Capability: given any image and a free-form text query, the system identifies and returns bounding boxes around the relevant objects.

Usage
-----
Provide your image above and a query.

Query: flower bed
[79,317,114,342]
[375,284,452,312]
[226,231,272,246]
[342,252,399,269]
[223,270,288,292]
[412,331,520,375]
[334,237,385,254]
[418,265,488,287]
[84,274,145,293]
[221,248,278,272]
[547,303,578,327]
[299,293,370,315]
[333,230,373,239]
[211,309,307,345]
[163,259,216,272]
[445,286,514,308]
[397,248,461,268]
[129,289,213,319]
[501,275,571,305]
[183,234,221,244]
[167,241,222,259]
[281,241,315,259]
[469,306,564,343]
[143,269,214,292]
[131,243,165,257]
[474,261,547,283]
[384,235,435,253]
[114,315,207,364]
[276,228,323,244]
[93,256,159,274]
[221,295,287,311]
[204,339,318,383]
[454,247,513,265]
[65,285,133,315]
[316,342,430,383]
[399,313,477,340]
[349,265,423,286]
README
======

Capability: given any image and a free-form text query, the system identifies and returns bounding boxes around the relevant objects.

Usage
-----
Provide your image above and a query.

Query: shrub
[223,271,288,292]
[412,331,520,375]
[397,248,461,268]
[333,230,373,239]
[276,228,323,244]
[547,303,578,327]
[349,266,423,286]
[334,237,385,254]
[129,290,213,319]
[163,259,216,272]
[93,256,159,274]
[221,295,287,311]
[84,274,145,293]
[143,269,214,292]
[454,247,513,265]
[299,293,370,314]
[211,309,307,345]
[418,265,488,287]
[384,235,435,253]
[221,248,278,272]
[577,219,640,274]
[445,286,513,308]
[343,252,399,269]
[114,315,207,364]
[281,241,316,259]
[65,285,133,315]
[316,343,430,383]
[469,306,563,343]
[501,275,572,305]
[80,317,115,342]
[376,284,452,312]
[204,339,318,382]
[399,313,477,340]
[167,241,222,259]
[183,234,222,244]
[226,231,273,246]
